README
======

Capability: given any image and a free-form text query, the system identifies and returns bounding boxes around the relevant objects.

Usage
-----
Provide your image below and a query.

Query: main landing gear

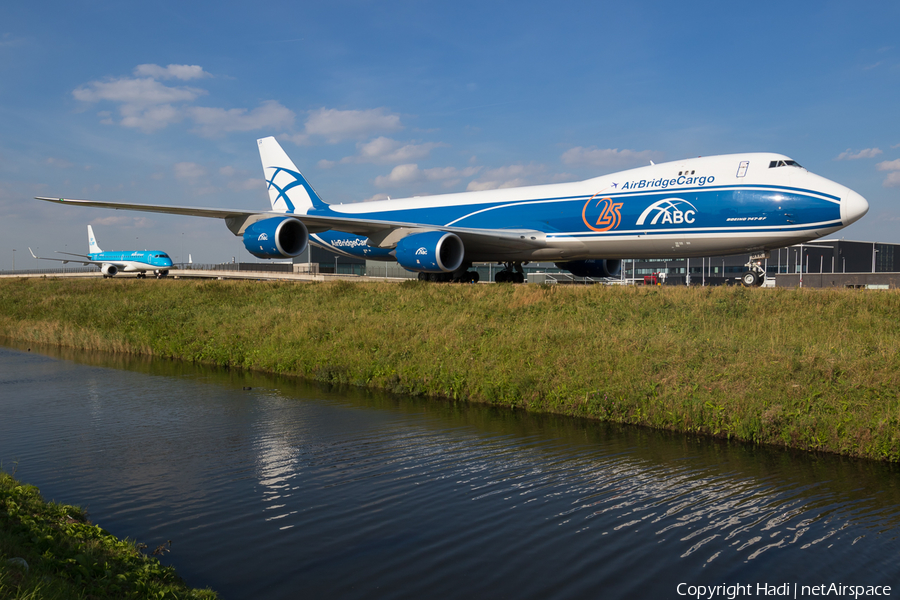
[417,265,480,283]
[135,270,169,280]
[494,262,525,284]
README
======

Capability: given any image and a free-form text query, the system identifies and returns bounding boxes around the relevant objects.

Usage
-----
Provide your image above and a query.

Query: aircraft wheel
[740,271,759,287]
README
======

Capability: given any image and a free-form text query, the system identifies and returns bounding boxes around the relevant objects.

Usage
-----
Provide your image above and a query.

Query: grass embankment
[1,278,899,461]
[0,471,216,599]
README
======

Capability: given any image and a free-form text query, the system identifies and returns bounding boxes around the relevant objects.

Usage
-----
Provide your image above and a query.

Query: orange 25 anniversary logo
[582,194,623,232]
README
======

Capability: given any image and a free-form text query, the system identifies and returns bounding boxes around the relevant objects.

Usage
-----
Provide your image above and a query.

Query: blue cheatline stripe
[546,222,844,241]
[319,185,842,227]
[547,219,844,237]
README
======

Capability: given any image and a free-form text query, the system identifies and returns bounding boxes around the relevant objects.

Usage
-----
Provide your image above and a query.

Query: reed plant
[1,278,899,461]
[0,470,217,599]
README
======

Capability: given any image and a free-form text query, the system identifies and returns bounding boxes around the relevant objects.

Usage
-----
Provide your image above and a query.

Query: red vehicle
[643,274,660,285]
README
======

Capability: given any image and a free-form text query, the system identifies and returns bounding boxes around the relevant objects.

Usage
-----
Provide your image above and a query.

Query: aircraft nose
[841,188,869,225]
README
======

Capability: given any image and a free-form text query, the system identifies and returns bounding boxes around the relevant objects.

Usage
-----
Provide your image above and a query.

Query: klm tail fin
[257,136,326,214]
[87,225,102,254]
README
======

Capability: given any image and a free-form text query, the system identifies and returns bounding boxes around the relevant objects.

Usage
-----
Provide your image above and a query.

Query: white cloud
[187,100,295,137]
[344,137,446,164]
[46,157,74,168]
[836,148,883,160]
[561,146,664,169]
[876,159,900,171]
[174,162,207,181]
[304,108,402,143]
[73,76,200,132]
[281,132,311,146]
[884,172,900,188]
[374,164,481,187]
[467,179,525,191]
[73,66,293,136]
[119,103,184,132]
[878,159,900,188]
[361,193,392,202]
[374,164,420,186]
[466,164,544,191]
[73,77,205,107]
[133,64,211,81]
[228,178,263,192]
[91,215,153,228]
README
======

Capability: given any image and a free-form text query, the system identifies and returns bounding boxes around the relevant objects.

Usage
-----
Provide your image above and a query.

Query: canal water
[1,342,898,599]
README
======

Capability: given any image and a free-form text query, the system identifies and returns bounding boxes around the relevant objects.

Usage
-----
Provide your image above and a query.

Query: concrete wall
[774,273,899,288]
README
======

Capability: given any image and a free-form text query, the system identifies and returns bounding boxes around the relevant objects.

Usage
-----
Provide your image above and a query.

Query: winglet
[29,247,37,259]
[258,136,327,214]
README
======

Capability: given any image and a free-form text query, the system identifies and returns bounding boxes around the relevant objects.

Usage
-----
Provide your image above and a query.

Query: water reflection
[1,340,898,599]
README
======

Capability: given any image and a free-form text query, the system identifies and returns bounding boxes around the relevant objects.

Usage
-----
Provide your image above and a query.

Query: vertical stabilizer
[257,136,326,214]
[87,225,102,254]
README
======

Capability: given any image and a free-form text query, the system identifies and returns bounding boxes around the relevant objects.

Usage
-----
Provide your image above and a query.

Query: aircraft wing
[29,247,93,265]
[34,196,548,252]
[35,197,259,220]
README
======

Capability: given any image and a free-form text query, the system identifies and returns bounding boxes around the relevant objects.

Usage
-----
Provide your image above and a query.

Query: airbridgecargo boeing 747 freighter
[37,138,868,285]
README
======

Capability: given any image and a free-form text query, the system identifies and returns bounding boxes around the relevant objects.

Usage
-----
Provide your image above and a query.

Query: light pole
[12,249,15,271]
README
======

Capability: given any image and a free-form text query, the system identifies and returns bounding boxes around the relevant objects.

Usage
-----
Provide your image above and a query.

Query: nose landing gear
[740,254,767,287]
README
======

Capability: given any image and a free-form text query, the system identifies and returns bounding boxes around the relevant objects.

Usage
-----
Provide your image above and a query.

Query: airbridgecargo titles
[620,174,714,190]
[37,137,868,286]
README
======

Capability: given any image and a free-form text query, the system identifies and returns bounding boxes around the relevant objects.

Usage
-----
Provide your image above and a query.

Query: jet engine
[395,231,464,273]
[555,259,622,278]
[101,263,118,277]
[242,217,309,259]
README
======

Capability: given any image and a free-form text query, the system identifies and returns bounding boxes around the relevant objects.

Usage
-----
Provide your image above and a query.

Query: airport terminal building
[624,239,899,288]
[286,239,900,288]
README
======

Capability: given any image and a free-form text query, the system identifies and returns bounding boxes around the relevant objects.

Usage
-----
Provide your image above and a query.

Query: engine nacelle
[101,263,118,277]
[555,259,622,278]
[395,231,465,273]
[242,217,308,259]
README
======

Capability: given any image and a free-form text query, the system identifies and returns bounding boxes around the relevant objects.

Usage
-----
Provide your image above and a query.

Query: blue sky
[1,1,898,266]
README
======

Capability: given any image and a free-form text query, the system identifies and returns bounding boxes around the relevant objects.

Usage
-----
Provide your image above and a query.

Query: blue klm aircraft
[37,138,868,285]
[30,225,173,278]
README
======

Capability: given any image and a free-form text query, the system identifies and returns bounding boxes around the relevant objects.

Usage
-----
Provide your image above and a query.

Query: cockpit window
[768,160,803,169]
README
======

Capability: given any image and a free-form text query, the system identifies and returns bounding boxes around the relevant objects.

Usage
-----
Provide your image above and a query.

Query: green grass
[1,277,900,461]
[0,470,216,600]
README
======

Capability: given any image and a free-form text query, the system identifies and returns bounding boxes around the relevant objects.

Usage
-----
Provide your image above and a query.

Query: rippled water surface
[1,342,899,599]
